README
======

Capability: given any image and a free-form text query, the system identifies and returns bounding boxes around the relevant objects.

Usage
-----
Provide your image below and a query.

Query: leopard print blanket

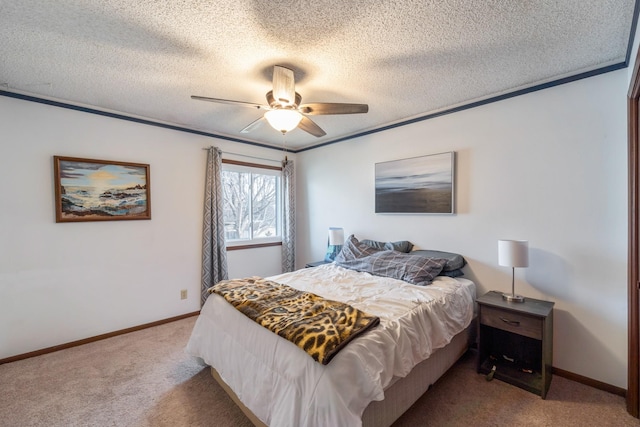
[209,277,380,365]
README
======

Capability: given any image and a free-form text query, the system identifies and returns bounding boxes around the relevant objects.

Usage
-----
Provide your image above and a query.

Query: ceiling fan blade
[240,117,265,133]
[299,103,369,115]
[191,95,266,110]
[272,66,296,106]
[298,116,326,137]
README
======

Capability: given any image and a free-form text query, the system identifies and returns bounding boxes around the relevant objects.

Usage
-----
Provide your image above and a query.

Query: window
[221,160,282,247]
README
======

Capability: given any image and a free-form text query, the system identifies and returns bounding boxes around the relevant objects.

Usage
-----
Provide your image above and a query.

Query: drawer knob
[499,317,520,326]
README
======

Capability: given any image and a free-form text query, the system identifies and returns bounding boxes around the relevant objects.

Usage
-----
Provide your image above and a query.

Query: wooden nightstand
[476,291,554,398]
[305,260,331,268]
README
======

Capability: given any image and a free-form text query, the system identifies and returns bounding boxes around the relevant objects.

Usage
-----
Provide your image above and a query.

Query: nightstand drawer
[480,305,542,340]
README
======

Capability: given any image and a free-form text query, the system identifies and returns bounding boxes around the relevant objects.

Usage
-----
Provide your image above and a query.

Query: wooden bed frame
[210,322,475,427]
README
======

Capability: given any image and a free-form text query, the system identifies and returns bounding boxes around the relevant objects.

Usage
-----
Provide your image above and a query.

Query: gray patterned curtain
[201,146,228,306]
[281,159,295,272]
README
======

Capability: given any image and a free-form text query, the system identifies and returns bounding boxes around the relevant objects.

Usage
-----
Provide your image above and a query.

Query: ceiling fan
[191,65,369,137]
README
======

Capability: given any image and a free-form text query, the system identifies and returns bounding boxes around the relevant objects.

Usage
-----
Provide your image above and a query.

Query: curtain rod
[202,148,285,164]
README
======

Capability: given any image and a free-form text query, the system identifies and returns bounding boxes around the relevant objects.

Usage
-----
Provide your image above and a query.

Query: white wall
[296,70,629,388]
[0,95,288,359]
[227,246,283,279]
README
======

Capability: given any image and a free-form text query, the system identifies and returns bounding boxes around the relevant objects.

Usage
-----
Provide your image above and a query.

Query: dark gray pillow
[438,269,464,278]
[410,250,466,271]
[361,239,414,253]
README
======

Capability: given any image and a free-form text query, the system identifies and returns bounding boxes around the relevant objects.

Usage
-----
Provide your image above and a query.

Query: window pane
[221,163,282,244]
[251,173,278,238]
[222,170,251,240]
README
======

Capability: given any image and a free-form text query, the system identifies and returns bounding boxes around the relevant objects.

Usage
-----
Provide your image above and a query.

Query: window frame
[221,159,283,250]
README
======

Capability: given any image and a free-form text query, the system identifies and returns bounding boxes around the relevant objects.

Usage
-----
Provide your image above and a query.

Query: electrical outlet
[180,289,188,300]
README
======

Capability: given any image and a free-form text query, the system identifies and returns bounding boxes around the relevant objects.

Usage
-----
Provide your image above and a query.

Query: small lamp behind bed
[324,227,345,262]
[498,239,529,302]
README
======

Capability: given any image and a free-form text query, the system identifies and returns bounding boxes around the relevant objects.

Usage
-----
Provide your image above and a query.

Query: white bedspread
[186,263,475,427]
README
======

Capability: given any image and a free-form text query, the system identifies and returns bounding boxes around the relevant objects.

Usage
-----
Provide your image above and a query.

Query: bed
[186,238,476,427]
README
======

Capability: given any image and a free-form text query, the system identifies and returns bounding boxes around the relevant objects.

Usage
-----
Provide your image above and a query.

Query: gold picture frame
[53,156,151,222]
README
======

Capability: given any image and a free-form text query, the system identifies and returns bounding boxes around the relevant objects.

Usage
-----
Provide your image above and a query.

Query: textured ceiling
[0,0,637,151]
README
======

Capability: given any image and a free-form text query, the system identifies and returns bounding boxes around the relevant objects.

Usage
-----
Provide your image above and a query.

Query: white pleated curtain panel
[201,146,229,306]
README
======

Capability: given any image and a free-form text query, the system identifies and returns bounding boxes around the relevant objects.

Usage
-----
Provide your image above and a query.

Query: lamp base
[502,293,525,303]
[324,245,343,263]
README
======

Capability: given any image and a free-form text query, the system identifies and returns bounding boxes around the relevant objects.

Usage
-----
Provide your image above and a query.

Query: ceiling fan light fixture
[264,109,303,133]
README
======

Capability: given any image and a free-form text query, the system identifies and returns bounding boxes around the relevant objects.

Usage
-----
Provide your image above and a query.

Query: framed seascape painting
[375,151,455,214]
[53,156,151,222]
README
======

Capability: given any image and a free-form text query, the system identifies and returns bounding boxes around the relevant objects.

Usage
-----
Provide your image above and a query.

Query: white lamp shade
[264,109,303,133]
[328,227,344,245]
[498,239,529,268]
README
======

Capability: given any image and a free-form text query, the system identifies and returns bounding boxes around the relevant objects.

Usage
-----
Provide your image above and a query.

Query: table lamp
[498,239,529,302]
[324,227,344,262]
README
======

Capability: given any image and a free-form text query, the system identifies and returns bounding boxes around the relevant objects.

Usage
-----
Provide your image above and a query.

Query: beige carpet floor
[1,315,639,427]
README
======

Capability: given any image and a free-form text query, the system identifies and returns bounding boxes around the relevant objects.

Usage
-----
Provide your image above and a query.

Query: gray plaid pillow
[335,236,447,286]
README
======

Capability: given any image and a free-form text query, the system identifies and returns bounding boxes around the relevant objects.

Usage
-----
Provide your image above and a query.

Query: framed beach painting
[53,156,151,222]
[375,151,455,214]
